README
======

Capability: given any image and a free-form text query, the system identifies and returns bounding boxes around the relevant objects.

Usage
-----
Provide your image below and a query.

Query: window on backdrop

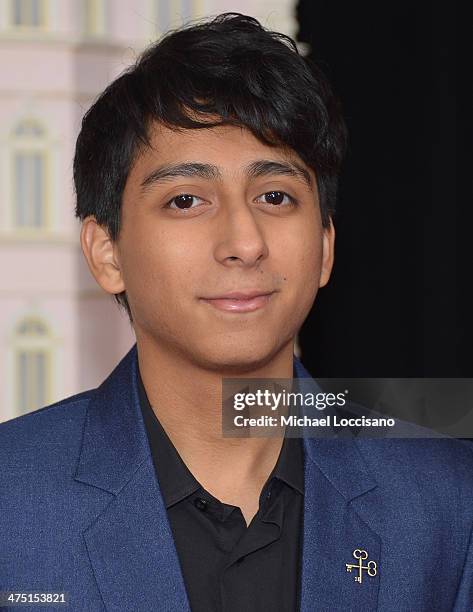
[82,0,106,36]
[155,0,195,34]
[10,0,47,28]
[14,317,53,416]
[11,119,48,230]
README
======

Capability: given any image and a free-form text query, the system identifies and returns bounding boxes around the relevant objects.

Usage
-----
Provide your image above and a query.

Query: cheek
[295,242,321,300]
[278,226,323,315]
[284,217,323,279]
[120,226,201,313]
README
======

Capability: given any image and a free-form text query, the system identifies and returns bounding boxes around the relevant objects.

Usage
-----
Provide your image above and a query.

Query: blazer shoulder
[355,437,473,496]
[0,389,94,458]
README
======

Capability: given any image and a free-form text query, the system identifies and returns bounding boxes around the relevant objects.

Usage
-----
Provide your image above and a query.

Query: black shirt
[138,373,305,612]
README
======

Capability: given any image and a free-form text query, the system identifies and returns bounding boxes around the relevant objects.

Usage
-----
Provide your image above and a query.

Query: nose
[213,203,269,267]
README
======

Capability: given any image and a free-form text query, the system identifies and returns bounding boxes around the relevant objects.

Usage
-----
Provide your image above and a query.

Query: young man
[1,13,472,612]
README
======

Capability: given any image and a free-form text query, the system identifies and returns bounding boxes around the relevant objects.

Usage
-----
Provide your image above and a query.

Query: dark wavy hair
[73,12,347,319]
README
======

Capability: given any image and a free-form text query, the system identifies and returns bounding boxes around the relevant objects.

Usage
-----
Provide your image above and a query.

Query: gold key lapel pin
[346,549,378,584]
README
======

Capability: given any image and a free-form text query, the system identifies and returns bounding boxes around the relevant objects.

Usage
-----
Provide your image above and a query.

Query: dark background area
[296,1,473,377]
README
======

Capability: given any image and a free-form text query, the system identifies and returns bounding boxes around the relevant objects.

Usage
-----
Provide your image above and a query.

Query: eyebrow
[139,159,313,194]
[246,160,312,189]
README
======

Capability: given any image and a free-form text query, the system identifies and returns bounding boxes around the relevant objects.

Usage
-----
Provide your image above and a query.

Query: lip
[203,290,275,300]
[201,291,275,313]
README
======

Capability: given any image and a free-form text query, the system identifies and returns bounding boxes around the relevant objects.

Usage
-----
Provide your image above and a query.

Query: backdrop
[296,1,473,377]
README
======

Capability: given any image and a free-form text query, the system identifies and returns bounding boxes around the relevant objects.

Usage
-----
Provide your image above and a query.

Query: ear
[80,217,125,295]
[319,218,335,288]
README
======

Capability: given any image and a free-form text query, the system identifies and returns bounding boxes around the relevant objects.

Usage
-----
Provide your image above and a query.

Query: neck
[136,335,296,506]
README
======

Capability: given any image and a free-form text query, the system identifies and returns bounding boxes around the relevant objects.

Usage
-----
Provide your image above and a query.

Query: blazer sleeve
[453,522,473,611]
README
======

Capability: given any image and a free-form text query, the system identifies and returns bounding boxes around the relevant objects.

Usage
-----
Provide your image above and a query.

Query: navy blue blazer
[1,346,473,611]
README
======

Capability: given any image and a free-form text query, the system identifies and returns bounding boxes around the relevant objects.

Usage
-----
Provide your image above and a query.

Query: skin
[81,122,335,524]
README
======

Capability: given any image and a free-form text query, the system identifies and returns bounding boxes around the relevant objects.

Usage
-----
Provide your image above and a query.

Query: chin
[190,340,283,374]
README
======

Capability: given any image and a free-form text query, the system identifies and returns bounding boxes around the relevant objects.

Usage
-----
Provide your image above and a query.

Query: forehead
[131,121,314,181]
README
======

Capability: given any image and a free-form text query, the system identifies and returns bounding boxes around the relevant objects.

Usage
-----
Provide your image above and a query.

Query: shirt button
[194,497,208,511]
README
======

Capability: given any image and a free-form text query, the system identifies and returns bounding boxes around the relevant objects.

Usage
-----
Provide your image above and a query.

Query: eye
[256,191,297,207]
[164,194,206,210]
[164,190,297,212]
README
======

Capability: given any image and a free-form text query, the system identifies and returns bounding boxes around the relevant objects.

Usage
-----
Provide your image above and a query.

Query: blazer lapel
[74,346,191,612]
[294,357,382,612]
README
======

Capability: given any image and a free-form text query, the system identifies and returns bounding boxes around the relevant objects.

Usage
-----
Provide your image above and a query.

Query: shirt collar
[138,366,304,509]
